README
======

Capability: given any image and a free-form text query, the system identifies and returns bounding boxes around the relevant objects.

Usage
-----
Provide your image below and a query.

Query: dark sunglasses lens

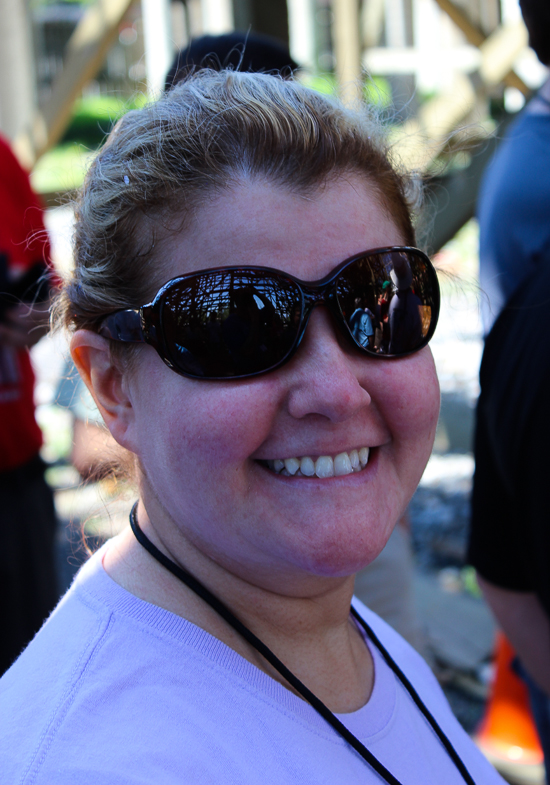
[160,270,303,378]
[336,250,439,356]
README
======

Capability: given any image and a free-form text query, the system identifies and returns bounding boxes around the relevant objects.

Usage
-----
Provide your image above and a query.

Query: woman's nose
[284,308,372,422]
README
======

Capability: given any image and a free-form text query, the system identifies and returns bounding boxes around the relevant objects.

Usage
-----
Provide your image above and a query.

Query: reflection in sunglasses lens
[336,251,437,356]
[156,250,437,379]
[161,271,302,378]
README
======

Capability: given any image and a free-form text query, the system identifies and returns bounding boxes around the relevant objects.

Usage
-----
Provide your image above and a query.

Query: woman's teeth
[266,448,370,478]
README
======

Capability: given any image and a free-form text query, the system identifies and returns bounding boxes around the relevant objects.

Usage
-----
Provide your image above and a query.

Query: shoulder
[0,549,115,781]
[352,600,506,784]
[0,134,37,205]
[352,599,458,720]
[352,599,434,678]
[0,134,24,172]
[0,544,291,783]
[492,112,550,163]
[480,114,550,215]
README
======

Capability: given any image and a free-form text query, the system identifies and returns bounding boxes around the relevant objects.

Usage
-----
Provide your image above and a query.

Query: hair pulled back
[61,69,417,332]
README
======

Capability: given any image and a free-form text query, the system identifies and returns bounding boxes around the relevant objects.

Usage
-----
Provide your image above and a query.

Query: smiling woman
[0,71,504,785]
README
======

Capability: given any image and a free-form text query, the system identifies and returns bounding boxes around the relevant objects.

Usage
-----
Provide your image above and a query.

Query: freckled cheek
[139,381,279,471]
[377,357,440,444]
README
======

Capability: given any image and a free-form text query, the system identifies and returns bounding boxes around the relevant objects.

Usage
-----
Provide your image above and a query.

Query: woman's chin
[294,531,393,580]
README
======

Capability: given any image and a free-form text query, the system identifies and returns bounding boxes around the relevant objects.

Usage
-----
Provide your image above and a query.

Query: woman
[0,71,503,784]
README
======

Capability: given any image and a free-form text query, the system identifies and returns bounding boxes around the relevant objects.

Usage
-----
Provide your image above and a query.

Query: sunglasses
[98,246,439,381]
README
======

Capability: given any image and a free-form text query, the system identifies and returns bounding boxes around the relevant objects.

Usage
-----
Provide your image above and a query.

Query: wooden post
[333,0,362,104]
[142,0,173,98]
[0,0,36,140]
[14,0,135,169]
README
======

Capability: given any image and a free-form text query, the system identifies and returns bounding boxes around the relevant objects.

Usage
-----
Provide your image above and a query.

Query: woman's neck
[102,505,374,713]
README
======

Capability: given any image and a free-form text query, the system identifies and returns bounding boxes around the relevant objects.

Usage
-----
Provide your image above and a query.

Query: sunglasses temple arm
[98,309,147,344]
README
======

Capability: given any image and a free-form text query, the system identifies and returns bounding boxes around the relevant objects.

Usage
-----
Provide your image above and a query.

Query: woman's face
[124,175,440,593]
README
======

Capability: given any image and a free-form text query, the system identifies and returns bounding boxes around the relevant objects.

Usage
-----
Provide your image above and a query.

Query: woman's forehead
[150,176,404,286]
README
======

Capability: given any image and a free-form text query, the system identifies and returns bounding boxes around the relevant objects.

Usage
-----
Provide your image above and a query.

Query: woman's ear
[70,330,136,451]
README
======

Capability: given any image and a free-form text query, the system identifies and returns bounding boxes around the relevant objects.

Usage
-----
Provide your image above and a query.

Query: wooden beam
[479,21,529,92]
[14,0,134,169]
[395,72,476,172]
[421,116,515,254]
[395,20,529,171]
[432,0,529,94]
[433,0,484,47]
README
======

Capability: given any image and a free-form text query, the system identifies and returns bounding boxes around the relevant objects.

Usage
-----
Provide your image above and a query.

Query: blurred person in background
[477,0,550,334]
[165,30,299,89]
[468,0,550,773]
[0,135,58,675]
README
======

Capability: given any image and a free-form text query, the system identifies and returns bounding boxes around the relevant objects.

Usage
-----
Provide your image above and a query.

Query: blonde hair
[60,69,417,331]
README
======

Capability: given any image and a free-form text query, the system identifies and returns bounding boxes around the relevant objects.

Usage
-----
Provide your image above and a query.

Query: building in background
[0,1,546,251]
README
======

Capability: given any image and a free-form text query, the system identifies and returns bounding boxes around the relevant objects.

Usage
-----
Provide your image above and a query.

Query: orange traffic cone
[475,632,544,785]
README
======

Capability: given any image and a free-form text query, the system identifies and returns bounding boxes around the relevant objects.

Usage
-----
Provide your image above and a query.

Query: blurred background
[2,0,545,212]
[1,2,547,781]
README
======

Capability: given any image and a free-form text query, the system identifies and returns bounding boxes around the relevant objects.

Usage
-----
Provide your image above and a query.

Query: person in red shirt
[0,135,58,675]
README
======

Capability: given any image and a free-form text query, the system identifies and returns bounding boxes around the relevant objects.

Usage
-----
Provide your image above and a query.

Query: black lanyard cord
[351,608,476,785]
[129,504,475,785]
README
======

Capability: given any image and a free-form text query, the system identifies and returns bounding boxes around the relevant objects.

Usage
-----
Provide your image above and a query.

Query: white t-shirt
[0,543,505,784]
